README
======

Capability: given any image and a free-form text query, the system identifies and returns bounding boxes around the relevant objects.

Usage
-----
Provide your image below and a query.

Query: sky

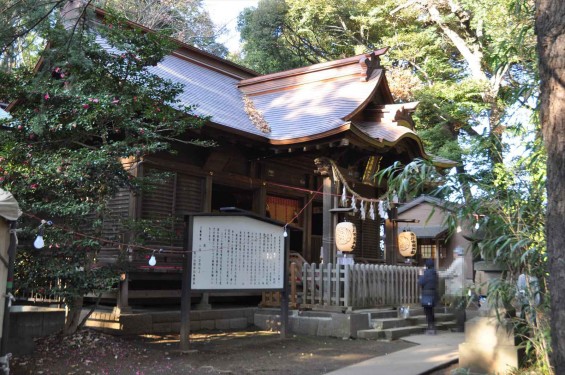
[203,0,259,52]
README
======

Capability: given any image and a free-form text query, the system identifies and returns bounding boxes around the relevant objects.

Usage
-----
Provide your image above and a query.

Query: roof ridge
[238,48,389,88]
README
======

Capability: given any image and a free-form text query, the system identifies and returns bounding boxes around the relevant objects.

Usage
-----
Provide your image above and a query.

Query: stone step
[357,328,386,340]
[359,322,459,341]
[371,317,413,330]
[368,310,399,319]
[406,313,455,325]
[359,317,459,341]
[354,308,399,320]
[384,321,457,341]
[384,325,428,340]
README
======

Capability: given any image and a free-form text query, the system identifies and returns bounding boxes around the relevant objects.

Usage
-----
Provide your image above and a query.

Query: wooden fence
[261,263,420,310]
[301,263,420,310]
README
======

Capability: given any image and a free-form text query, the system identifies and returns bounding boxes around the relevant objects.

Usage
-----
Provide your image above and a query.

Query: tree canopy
[236,0,538,187]
[0,8,206,333]
[100,0,228,57]
[236,0,552,371]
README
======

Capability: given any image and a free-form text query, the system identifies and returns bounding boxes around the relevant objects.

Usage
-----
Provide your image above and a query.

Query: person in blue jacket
[419,258,439,335]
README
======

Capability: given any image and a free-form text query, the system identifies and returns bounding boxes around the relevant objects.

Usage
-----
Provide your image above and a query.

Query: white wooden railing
[300,263,420,310]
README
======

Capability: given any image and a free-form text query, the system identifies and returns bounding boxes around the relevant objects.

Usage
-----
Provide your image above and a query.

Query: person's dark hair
[425,259,435,269]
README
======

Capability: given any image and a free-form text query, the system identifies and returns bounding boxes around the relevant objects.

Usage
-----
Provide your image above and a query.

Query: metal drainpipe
[0,221,17,374]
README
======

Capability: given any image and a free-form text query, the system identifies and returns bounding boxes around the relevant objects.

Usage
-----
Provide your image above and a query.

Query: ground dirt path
[11,328,415,374]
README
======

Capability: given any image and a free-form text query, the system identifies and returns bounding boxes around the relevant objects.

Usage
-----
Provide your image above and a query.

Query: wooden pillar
[254,183,267,216]
[116,274,132,314]
[322,176,333,263]
[303,192,313,262]
[385,206,398,265]
[204,174,213,212]
[314,158,336,264]
[116,158,143,315]
[196,175,214,311]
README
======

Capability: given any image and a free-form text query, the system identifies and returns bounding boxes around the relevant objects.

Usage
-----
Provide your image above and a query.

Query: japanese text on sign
[191,216,285,290]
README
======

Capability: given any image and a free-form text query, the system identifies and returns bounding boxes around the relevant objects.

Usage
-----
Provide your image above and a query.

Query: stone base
[459,316,522,373]
[117,307,257,334]
[459,342,522,374]
[254,310,370,339]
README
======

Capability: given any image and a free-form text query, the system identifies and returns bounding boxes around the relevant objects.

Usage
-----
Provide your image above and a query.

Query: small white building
[396,195,473,284]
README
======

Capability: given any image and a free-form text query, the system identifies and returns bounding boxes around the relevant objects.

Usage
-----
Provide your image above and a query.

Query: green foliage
[378,119,549,371]
[237,0,308,74]
[236,0,538,177]
[0,0,67,64]
[0,10,206,310]
[100,0,228,57]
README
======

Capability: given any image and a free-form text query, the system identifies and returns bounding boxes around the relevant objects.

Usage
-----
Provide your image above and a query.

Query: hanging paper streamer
[360,200,366,220]
[378,201,388,220]
[351,195,357,212]
[369,202,375,220]
[341,185,347,207]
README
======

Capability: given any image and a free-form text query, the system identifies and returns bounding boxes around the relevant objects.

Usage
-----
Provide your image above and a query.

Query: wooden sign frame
[180,212,290,351]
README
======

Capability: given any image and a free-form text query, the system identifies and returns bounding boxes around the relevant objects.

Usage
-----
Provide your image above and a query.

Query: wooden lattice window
[420,244,437,259]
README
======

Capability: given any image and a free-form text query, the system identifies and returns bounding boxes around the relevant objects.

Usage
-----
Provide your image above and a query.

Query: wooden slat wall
[102,188,132,242]
[173,173,204,246]
[97,188,132,262]
[141,167,204,248]
[141,170,176,223]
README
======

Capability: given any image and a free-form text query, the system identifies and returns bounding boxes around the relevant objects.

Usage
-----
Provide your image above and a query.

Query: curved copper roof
[136,47,455,166]
[74,9,456,167]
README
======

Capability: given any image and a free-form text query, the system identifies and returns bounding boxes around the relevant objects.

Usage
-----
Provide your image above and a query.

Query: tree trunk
[63,296,84,335]
[536,0,565,373]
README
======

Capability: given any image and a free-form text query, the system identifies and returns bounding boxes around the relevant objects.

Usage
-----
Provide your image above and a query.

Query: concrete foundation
[254,309,370,339]
[7,306,65,355]
[88,307,258,334]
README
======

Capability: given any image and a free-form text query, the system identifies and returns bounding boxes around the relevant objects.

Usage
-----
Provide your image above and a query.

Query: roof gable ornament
[359,51,383,81]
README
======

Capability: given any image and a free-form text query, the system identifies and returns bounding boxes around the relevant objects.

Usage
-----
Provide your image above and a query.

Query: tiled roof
[145,48,397,143]
[144,50,457,167]
[148,55,266,138]
[93,30,455,165]
[243,70,383,141]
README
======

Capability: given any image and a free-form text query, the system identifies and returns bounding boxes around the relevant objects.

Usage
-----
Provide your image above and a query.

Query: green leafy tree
[378,120,551,372]
[0,9,206,334]
[0,0,69,70]
[99,0,228,57]
[237,0,538,197]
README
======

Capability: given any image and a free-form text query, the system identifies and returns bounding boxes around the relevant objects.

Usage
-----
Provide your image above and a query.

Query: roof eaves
[204,121,270,143]
[350,122,425,152]
[397,195,458,214]
[267,122,352,145]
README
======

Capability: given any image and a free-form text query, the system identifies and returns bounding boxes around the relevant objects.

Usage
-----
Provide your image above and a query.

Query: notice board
[190,215,285,290]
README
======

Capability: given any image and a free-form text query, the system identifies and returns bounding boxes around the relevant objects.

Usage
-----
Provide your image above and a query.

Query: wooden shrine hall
[90,12,455,305]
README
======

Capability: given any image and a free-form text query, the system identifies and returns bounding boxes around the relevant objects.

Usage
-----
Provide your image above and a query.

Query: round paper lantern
[335,221,357,252]
[398,231,417,257]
